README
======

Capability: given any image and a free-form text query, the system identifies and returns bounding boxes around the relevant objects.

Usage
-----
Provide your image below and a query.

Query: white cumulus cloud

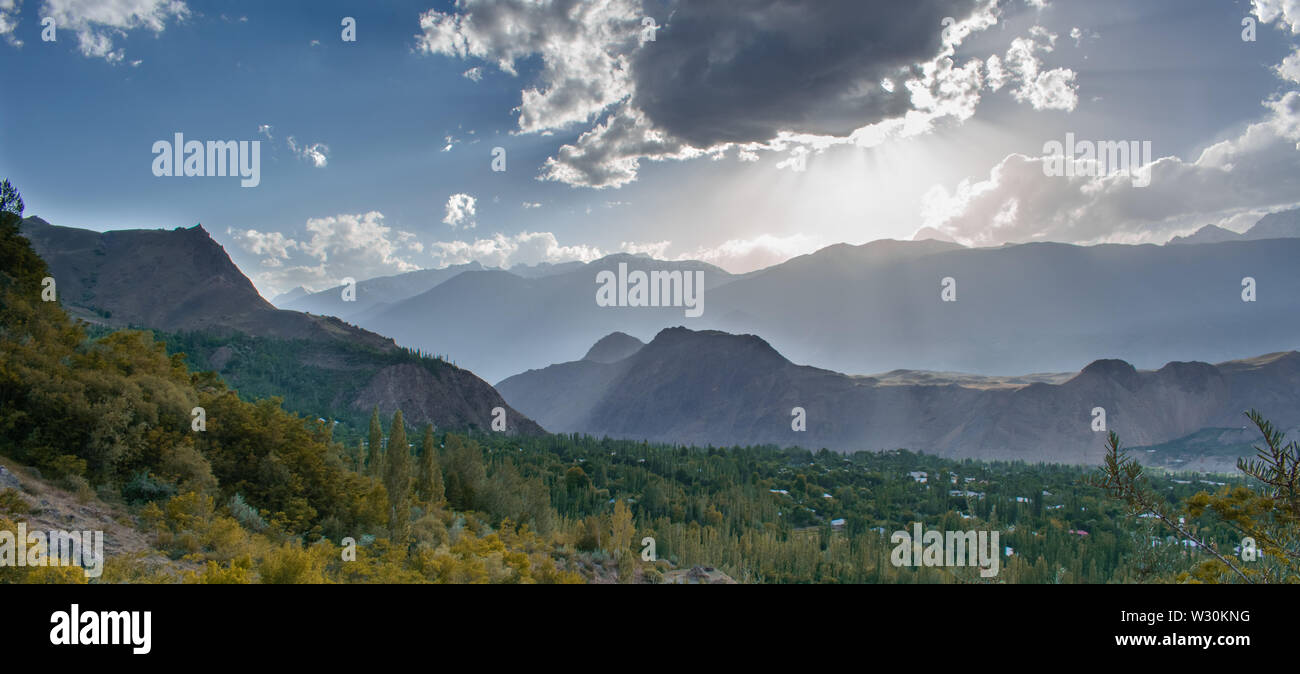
[919,92,1300,246]
[442,193,477,228]
[229,211,421,295]
[429,230,603,268]
[40,0,189,64]
[287,136,329,168]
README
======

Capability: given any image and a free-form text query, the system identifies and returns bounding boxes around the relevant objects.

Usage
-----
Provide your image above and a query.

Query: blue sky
[2,0,1300,297]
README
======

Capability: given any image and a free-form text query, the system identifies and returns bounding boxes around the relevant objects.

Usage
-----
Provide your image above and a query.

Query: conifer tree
[0,178,23,216]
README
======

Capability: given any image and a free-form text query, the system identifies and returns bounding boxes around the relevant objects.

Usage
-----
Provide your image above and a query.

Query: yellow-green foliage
[258,542,329,584]
[0,488,30,515]
[131,492,587,584]
[0,515,89,584]
[0,204,597,583]
[184,557,254,584]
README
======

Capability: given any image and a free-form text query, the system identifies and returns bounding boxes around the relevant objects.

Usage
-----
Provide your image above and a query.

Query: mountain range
[20,211,1300,468]
[1166,208,1300,245]
[264,211,1300,385]
[498,327,1300,469]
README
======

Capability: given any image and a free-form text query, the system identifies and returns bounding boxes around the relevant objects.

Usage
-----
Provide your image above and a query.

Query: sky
[2,0,1300,298]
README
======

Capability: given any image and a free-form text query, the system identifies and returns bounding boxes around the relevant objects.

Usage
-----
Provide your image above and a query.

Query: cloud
[428,230,603,268]
[229,212,421,295]
[538,105,706,188]
[228,228,297,261]
[418,0,1082,188]
[286,136,329,167]
[1257,2,1300,83]
[617,233,826,273]
[257,124,273,141]
[462,66,483,81]
[993,28,1078,110]
[427,230,825,273]
[919,92,1300,246]
[1279,50,1300,83]
[677,233,826,273]
[415,0,640,133]
[627,0,938,147]
[618,239,671,259]
[1253,0,1300,34]
[40,0,189,64]
[442,193,477,228]
[916,4,1300,247]
[0,0,22,48]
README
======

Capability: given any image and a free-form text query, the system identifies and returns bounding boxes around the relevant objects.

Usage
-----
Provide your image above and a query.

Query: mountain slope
[271,286,310,306]
[20,216,541,435]
[282,262,487,321]
[582,331,645,363]
[702,237,1300,377]
[366,254,735,382]
[1167,224,1241,245]
[1168,207,1300,244]
[498,328,1300,467]
[1243,207,1300,240]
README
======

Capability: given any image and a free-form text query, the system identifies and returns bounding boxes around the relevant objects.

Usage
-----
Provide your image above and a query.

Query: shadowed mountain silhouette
[498,327,1300,467]
[20,216,541,435]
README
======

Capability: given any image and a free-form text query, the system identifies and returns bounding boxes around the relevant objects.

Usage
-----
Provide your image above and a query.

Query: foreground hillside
[499,328,1300,468]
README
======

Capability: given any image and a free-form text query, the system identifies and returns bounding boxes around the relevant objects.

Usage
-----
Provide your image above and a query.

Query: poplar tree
[367,405,384,478]
[419,423,445,504]
[384,410,411,544]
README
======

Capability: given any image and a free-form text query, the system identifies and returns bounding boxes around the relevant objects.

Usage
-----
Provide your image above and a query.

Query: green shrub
[122,472,177,504]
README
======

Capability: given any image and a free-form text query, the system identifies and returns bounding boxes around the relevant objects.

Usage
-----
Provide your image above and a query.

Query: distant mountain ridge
[362,253,735,383]
[281,262,489,321]
[583,332,645,363]
[271,286,310,306]
[498,327,1300,468]
[276,230,1300,384]
[280,256,613,320]
[1167,207,1300,244]
[20,216,541,435]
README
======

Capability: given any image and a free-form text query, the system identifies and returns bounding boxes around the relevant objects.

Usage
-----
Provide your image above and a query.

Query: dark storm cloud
[630,0,990,147]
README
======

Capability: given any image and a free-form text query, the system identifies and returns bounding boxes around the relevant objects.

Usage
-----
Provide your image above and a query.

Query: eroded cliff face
[350,362,542,435]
